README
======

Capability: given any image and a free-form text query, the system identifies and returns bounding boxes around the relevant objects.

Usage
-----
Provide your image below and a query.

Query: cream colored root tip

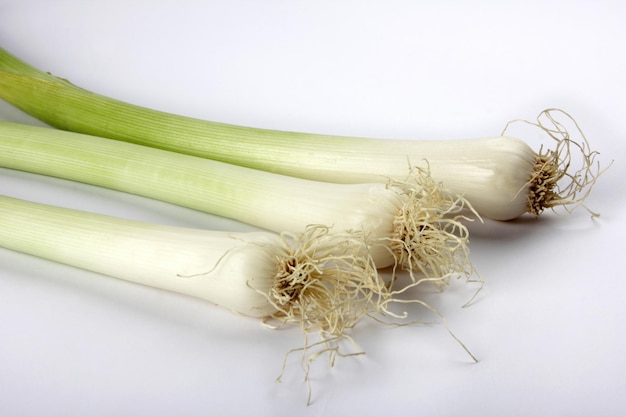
[504,108,609,216]
[383,280,479,363]
[277,333,365,405]
[387,166,479,286]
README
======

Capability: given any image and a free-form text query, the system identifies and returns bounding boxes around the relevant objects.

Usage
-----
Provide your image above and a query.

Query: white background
[1,1,625,416]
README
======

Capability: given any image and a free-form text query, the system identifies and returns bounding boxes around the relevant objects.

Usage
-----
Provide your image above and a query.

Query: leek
[0,194,388,334]
[0,122,474,280]
[0,47,602,221]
